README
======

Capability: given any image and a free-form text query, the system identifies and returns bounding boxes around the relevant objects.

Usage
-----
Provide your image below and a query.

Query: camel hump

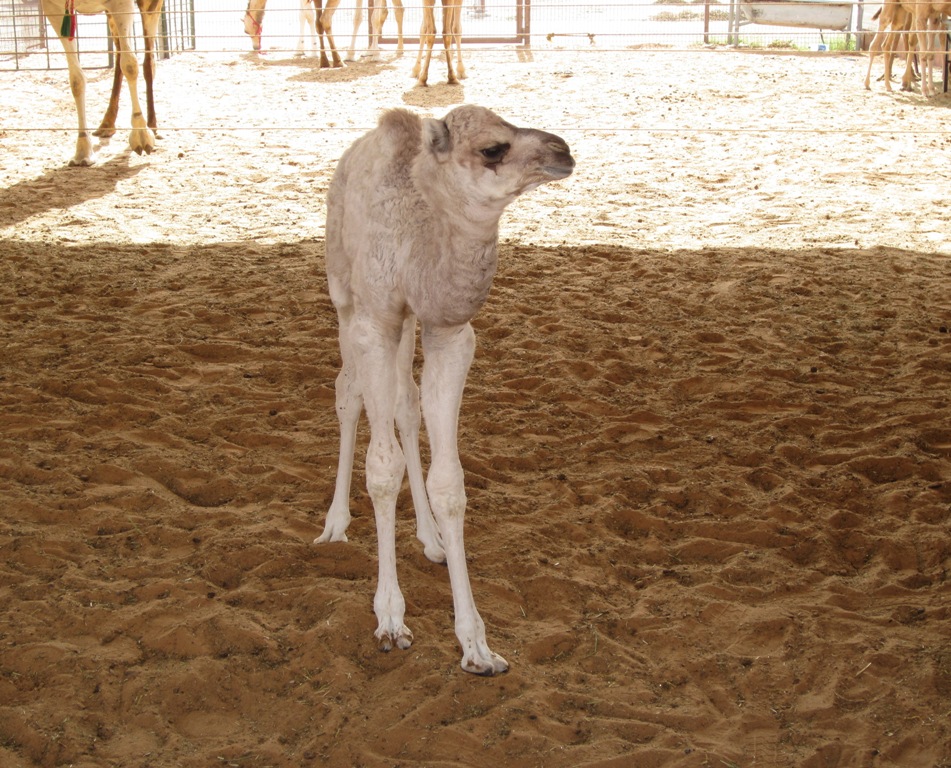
[377,108,422,146]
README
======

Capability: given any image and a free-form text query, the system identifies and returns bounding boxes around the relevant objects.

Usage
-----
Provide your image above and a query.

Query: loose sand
[1,43,950,767]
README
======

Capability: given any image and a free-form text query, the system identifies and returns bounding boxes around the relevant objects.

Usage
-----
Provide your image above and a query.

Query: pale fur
[316,106,574,675]
[40,0,157,166]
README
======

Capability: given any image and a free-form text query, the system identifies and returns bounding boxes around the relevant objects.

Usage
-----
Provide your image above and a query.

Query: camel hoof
[314,530,348,545]
[462,651,509,676]
[377,626,413,652]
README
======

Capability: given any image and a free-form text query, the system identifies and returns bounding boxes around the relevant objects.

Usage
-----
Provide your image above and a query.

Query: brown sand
[1,45,950,767]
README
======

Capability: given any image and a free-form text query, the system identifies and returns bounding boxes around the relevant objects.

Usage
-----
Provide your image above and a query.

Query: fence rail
[0,0,901,73]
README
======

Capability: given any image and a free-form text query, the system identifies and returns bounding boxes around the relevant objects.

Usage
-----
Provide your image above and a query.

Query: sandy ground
[1,41,950,768]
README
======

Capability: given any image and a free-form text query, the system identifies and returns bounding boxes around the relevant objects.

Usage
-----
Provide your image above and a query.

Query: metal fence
[1,0,196,70]
[2,0,876,73]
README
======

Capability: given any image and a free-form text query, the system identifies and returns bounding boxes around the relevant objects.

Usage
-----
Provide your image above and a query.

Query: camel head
[418,105,575,210]
[243,0,265,51]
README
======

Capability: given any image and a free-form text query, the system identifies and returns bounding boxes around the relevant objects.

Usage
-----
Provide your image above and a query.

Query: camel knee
[119,55,139,86]
[68,72,85,100]
[366,440,405,502]
[426,460,465,520]
[335,368,362,422]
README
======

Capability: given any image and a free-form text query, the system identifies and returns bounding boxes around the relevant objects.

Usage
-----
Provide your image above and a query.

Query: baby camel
[316,106,574,675]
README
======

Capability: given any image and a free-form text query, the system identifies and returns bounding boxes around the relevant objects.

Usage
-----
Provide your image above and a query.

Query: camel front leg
[354,315,412,652]
[394,316,445,564]
[900,27,919,92]
[421,323,508,676]
[55,35,94,166]
[319,0,344,67]
[919,23,938,97]
[864,27,887,90]
[393,0,404,55]
[346,0,363,59]
[111,14,155,156]
[368,2,388,59]
[412,0,436,85]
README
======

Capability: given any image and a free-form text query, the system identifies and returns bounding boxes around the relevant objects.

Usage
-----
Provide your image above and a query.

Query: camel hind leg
[368,1,388,59]
[298,0,318,55]
[393,0,404,55]
[95,14,123,138]
[412,0,436,85]
[317,300,362,543]
[56,33,95,165]
[318,0,344,67]
[115,29,155,155]
[442,1,464,83]
[346,0,363,60]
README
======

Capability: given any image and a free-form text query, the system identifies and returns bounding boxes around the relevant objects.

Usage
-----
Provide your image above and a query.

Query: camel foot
[130,128,156,157]
[376,624,413,652]
[69,135,95,166]
[314,506,351,544]
[461,649,508,676]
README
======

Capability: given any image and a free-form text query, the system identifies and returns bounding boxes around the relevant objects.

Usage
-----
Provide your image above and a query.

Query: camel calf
[317,106,575,675]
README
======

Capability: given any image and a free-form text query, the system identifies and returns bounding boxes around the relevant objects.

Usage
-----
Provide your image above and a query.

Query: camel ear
[422,118,452,162]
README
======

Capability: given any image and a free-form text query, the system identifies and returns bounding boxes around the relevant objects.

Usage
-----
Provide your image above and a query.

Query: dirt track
[1,45,950,767]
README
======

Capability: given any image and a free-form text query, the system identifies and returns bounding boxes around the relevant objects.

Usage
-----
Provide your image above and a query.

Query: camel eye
[480,143,509,163]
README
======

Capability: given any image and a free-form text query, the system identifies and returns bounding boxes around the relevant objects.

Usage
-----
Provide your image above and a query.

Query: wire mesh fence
[2,0,887,72]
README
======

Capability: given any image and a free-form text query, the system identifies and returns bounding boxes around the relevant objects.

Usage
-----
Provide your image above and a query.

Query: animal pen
[1,0,885,72]
[4,0,951,756]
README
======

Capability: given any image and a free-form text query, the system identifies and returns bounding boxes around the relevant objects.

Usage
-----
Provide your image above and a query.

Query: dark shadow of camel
[253,52,400,85]
[401,81,465,109]
[0,153,146,230]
